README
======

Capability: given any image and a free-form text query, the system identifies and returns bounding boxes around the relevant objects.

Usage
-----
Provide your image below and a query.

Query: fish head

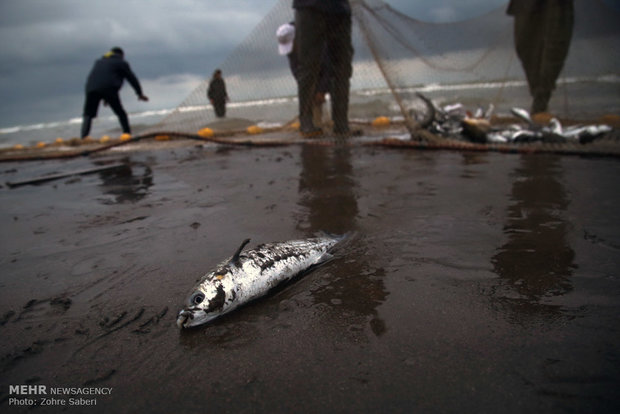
[177,272,233,329]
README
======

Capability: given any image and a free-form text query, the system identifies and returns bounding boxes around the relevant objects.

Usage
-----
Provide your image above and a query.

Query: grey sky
[0,0,279,126]
[0,0,616,128]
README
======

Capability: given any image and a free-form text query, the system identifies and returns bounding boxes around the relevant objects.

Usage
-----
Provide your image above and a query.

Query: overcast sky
[0,0,615,128]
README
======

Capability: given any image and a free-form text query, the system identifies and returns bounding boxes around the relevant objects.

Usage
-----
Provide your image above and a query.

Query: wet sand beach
[1,141,619,413]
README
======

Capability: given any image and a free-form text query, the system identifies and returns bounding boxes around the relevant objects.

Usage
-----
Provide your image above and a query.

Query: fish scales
[177,236,342,328]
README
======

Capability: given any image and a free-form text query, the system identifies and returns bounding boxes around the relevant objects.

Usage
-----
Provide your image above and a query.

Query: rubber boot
[81,116,92,139]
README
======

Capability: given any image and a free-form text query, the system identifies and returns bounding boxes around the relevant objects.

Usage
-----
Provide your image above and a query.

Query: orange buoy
[198,127,214,138]
[372,116,390,127]
[246,125,263,135]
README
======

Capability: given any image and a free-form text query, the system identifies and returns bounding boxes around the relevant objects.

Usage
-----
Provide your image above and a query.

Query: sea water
[1,77,617,149]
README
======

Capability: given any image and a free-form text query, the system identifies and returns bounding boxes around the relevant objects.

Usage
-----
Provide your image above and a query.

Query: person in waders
[277,21,331,133]
[293,0,358,138]
[507,0,574,114]
[81,47,149,139]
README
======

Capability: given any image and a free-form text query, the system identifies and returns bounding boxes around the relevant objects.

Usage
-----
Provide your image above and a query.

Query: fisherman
[293,0,356,138]
[277,22,331,130]
[207,69,229,118]
[507,0,574,114]
[81,47,149,139]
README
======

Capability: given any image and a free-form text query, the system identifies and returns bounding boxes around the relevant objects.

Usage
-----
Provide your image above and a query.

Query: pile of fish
[415,93,613,145]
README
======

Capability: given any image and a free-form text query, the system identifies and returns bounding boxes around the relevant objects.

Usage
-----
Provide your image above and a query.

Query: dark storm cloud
[0,0,271,62]
[13,0,618,128]
[0,0,278,125]
[2,0,620,127]
[2,0,519,126]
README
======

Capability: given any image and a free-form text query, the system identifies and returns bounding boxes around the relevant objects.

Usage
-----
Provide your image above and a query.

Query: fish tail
[315,230,353,242]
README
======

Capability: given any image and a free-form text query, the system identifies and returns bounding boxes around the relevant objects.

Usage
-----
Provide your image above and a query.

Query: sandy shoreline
[1,141,619,412]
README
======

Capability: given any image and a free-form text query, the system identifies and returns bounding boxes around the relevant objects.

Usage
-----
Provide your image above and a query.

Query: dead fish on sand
[177,235,344,329]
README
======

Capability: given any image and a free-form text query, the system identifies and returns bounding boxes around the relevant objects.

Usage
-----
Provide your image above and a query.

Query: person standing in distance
[208,69,229,118]
[81,47,149,139]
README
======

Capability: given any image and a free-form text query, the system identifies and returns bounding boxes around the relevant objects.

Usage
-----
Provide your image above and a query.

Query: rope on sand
[1,125,619,162]
[6,163,128,188]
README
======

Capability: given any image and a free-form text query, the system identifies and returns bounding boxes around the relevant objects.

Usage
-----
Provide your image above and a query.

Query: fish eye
[191,293,205,305]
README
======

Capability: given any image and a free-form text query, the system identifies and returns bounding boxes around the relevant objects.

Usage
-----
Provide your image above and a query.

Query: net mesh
[147,0,620,138]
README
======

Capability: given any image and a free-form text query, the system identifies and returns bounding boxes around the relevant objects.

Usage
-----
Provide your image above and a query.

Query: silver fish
[510,107,534,126]
[548,118,563,135]
[561,124,613,141]
[176,235,343,329]
[466,107,613,144]
[483,103,495,119]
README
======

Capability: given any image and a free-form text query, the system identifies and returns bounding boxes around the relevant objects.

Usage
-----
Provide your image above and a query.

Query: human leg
[295,8,326,133]
[326,13,353,133]
[534,1,574,113]
[312,100,324,128]
[104,91,131,134]
[214,99,226,118]
[513,10,545,99]
[81,91,102,138]
[80,116,93,138]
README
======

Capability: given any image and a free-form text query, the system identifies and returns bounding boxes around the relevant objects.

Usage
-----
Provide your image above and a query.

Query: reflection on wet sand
[297,144,387,337]
[3,144,619,412]
[491,155,576,323]
[97,158,153,204]
[297,145,358,234]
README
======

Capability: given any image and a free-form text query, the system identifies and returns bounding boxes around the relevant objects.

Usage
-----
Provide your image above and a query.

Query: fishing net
[146,0,619,139]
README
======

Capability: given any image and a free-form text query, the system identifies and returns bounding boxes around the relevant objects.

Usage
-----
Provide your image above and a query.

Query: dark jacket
[293,0,351,14]
[207,77,228,102]
[85,54,143,95]
[507,0,565,15]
